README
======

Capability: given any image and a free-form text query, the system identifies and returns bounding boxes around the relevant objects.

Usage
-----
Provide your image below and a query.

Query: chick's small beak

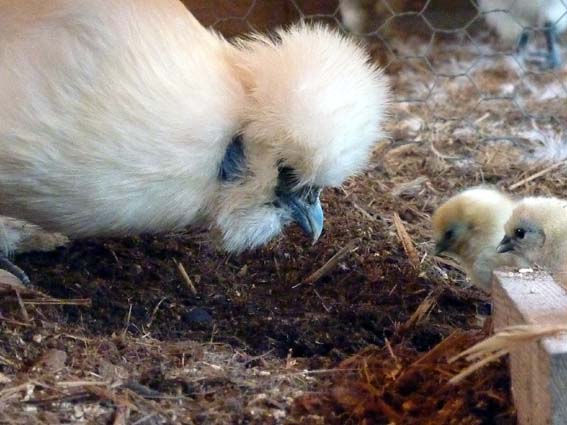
[497,236,514,253]
[288,193,324,243]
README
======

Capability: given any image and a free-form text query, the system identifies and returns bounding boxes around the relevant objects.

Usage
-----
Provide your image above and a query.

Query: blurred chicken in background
[339,0,404,34]
[479,0,567,69]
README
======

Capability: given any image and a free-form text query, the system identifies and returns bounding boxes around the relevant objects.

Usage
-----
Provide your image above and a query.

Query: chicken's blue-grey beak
[275,165,324,243]
[497,236,514,253]
[288,193,324,242]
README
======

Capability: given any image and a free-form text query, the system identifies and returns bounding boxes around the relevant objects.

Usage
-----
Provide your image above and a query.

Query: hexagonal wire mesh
[185,0,567,166]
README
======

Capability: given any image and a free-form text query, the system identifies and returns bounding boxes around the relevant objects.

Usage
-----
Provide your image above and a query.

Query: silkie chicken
[498,196,567,280]
[339,0,376,34]
[479,0,567,69]
[432,186,528,292]
[339,0,403,34]
[0,0,389,283]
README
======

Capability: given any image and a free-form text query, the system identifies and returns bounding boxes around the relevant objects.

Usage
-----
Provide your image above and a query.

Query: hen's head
[215,24,389,252]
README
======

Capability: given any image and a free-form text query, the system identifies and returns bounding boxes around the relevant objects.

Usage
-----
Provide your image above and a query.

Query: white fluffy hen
[0,0,389,281]
[479,0,567,68]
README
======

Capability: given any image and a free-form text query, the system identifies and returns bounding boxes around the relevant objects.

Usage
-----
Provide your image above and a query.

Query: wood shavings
[449,324,567,384]
[393,213,419,270]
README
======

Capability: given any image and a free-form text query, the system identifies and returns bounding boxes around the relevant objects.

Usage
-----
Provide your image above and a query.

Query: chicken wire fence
[187,0,567,164]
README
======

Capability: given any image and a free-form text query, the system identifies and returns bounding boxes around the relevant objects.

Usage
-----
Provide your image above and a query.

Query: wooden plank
[493,271,567,425]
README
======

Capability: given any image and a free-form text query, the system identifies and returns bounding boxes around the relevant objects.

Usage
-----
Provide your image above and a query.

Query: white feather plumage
[0,0,389,253]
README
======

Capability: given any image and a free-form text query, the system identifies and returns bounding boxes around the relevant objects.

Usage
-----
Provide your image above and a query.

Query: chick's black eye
[445,229,454,240]
[515,228,526,239]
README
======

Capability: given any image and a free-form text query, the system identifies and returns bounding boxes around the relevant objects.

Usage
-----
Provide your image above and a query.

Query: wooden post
[493,271,567,425]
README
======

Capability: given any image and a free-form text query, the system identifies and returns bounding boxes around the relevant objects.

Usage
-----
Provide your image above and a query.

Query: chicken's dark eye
[515,228,526,239]
[445,229,454,240]
[276,164,300,196]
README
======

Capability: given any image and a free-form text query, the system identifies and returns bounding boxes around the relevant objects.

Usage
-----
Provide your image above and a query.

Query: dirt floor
[2,11,567,425]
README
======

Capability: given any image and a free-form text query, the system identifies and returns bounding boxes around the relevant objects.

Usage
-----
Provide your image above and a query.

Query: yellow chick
[498,196,567,279]
[432,187,527,292]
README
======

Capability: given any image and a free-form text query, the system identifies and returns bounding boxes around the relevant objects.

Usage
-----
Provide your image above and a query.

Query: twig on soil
[122,304,133,337]
[57,380,111,388]
[176,261,197,295]
[131,413,159,425]
[112,405,130,425]
[87,385,136,410]
[242,349,276,367]
[313,288,331,312]
[14,290,30,323]
[22,298,91,306]
[430,140,462,161]
[399,293,436,334]
[146,297,168,328]
[294,241,357,287]
[26,392,95,405]
[122,382,162,399]
[0,382,35,401]
[508,161,566,190]
[0,314,31,327]
[393,213,420,270]
[0,353,18,368]
[433,256,465,273]
[352,202,377,221]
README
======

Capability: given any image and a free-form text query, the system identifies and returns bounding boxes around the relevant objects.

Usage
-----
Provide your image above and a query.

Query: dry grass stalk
[112,405,130,425]
[0,382,33,400]
[299,241,357,286]
[352,202,376,221]
[449,324,567,384]
[508,161,566,190]
[176,261,197,295]
[23,298,91,306]
[87,386,136,410]
[56,380,111,388]
[391,176,428,197]
[0,372,11,384]
[14,290,30,323]
[0,354,17,368]
[400,294,435,332]
[393,213,419,270]
[432,256,465,273]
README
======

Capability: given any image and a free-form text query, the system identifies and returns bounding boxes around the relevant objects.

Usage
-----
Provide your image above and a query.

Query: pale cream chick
[498,197,567,280]
[432,187,527,292]
[479,0,567,68]
[0,0,389,281]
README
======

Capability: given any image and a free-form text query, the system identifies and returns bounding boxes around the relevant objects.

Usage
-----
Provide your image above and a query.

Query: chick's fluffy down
[432,187,528,292]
